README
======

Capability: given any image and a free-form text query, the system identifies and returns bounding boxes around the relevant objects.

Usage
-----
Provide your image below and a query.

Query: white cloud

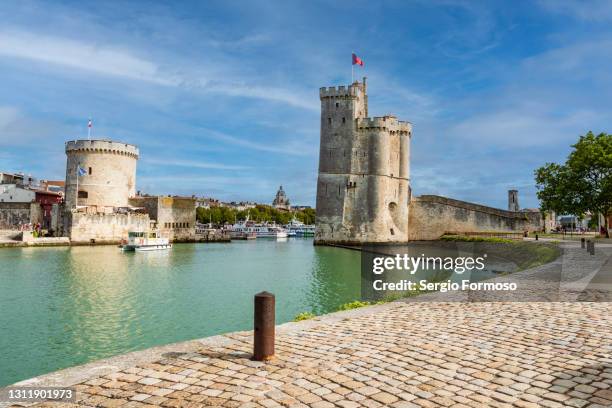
[449,107,600,148]
[206,83,318,111]
[0,106,19,127]
[142,157,250,171]
[0,29,177,85]
[538,0,612,22]
[202,128,317,156]
[0,28,318,111]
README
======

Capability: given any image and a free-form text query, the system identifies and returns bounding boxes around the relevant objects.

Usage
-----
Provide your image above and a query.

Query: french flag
[352,53,364,67]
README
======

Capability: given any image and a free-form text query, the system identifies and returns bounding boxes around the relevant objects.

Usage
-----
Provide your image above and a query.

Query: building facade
[62,139,147,243]
[315,78,412,244]
[129,196,196,242]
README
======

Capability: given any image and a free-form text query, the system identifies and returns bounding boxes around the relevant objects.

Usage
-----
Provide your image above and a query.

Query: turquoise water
[0,239,360,386]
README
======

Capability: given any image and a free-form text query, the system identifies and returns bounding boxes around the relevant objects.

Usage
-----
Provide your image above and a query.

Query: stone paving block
[14,297,612,408]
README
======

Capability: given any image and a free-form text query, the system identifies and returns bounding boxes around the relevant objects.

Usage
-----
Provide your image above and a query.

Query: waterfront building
[129,195,196,242]
[315,78,542,244]
[60,139,196,244]
[64,140,139,210]
[0,172,24,185]
[315,78,412,244]
[225,201,257,211]
[196,197,221,209]
[0,184,62,230]
[40,180,65,196]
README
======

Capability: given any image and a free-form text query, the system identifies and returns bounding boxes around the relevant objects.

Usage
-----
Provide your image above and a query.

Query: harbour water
[0,238,517,386]
[0,239,360,386]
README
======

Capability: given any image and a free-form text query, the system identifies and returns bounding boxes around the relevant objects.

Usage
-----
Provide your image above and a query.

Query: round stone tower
[64,139,139,209]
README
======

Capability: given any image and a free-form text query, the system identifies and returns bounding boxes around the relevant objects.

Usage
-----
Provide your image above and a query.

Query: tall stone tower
[64,139,139,209]
[315,78,412,245]
[508,189,519,212]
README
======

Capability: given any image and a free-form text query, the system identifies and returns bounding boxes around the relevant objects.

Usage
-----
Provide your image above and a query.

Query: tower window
[88,167,92,175]
[328,118,332,125]
[78,191,88,198]
[335,102,339,108]
[342,117,346,124]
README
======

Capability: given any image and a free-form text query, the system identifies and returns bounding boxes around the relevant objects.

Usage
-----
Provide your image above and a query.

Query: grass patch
[516,243,560,270]
[293,312,316,321]
[337,300,372,311]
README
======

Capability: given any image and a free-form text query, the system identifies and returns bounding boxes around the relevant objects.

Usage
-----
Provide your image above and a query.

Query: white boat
[285,218,315,237]
[230,218,288,238]
[121,230,172,251]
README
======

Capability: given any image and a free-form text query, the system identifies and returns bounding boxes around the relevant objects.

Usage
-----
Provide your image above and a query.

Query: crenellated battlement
[319,82,364,99]
[357,116,412,134]
[316,78,412,245]
[66,139,139,159]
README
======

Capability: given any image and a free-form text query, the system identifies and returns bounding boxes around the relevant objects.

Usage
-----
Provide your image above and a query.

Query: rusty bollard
[253,291,275,361]
[581,237,585,248]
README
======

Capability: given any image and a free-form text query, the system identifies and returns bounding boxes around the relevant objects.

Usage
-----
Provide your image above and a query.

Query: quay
[5,241,611,408]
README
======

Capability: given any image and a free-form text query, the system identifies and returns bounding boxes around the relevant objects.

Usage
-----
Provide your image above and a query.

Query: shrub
[293,312,316,321]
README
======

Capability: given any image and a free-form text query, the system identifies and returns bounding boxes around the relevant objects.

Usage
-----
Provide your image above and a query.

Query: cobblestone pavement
[10,301,612,408]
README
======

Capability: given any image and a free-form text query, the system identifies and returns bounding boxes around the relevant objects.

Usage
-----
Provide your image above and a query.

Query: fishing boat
[121,230,172,251]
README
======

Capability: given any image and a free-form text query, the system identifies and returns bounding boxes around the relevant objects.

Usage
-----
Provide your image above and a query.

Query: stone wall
[408,195,543,241]
[64,139,139,209]
[129,196,196,242]
[0,202,42,229]
[315,79,413,245]
[66,211,150,244]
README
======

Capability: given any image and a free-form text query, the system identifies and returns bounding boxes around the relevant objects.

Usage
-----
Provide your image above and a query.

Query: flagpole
[351,51,354,83]
[75,165,79,209]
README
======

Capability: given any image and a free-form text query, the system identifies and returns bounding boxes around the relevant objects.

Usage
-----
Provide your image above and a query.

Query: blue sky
[0,0,611,208]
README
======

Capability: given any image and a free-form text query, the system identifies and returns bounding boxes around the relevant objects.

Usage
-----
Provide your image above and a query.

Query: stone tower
[508,189,519,212]
[64,139,139,209]
[315,78,412,244]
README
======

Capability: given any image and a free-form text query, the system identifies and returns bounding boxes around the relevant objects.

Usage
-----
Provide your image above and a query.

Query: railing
[444,231,525,240]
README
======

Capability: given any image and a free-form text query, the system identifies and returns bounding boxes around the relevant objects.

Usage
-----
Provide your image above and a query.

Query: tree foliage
[196,204,315,226]
[535,131,612,232]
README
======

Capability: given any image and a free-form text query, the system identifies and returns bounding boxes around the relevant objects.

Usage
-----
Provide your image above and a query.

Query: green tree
[196,204,316,226]
[535,131,612,236]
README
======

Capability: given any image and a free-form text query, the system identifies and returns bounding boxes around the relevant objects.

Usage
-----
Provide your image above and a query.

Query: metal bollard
[581,237,585,248]
[535,234,539,241]
[253,291,275,361]
[590,241,595,255]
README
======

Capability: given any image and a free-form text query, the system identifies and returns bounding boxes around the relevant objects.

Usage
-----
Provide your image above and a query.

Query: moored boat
[121,230,172,251]
[230,218,288,238]
[285,217,315,237]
